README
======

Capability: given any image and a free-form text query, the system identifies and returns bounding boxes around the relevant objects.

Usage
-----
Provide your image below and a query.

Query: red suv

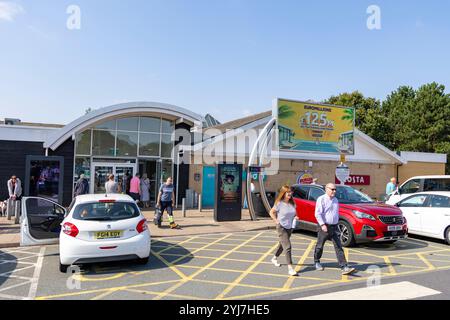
[292,184,408,247]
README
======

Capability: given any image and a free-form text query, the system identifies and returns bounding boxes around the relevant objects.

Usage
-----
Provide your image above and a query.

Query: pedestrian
[74,174,89,197]
[7,175,22,221]
[154,177,179,229]
[386,177,397,195]
[105,174,118,194]
[314,183,356,275]
[269,185,298,276]
[122,171,131,195]
[140,173,150,208]
[129,173,141,203]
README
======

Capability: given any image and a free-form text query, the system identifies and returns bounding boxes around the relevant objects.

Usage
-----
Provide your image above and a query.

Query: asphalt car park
[1,230,450,300]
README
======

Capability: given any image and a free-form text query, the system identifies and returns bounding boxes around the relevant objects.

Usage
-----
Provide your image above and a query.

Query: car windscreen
[72,201,140,221]
[335,186,374,204]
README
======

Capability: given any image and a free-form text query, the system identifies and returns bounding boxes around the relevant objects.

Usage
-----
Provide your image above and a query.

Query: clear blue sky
[1,0,449,124]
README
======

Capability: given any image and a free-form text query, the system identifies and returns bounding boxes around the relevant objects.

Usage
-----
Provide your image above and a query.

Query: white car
[386,175,450,205]
[21,194,151,272]
[395,191,450,244]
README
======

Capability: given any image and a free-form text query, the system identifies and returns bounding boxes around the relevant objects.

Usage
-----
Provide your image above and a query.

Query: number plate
[388,225,402,232]
[95,231,123,239]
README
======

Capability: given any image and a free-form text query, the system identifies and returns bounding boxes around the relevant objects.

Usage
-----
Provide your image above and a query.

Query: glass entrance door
[91,163,136,194]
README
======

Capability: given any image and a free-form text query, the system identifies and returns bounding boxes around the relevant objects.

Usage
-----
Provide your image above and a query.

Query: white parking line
[28,247,45,300]
[296,281,441,300]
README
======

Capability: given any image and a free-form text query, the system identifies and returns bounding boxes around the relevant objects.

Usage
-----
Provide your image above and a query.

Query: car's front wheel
[59,262,69,273]
[338,221,355,247]
[445,227,450,245]
[136,256,149,265]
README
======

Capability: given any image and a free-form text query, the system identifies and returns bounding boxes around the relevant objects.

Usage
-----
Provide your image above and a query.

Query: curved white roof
[44,101,203,150]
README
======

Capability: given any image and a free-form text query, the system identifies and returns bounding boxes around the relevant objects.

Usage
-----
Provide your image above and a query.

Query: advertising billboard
[273,98,355,155]
[214,163,243,222]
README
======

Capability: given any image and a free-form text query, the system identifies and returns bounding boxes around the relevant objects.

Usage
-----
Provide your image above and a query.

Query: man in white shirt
[314,183,356,275]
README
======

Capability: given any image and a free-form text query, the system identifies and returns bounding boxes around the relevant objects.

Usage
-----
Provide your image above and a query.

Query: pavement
[1,230,449,300]
[0,209,275,248]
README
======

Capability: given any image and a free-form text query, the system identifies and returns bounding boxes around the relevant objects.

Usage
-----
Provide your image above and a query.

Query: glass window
[161,119,174,134]
[398,195,429,207]
[92,130,116,156]
[117,117,139,131]
[161,134,173,158]
[139,133,160,157]
[95,119,116,130]
[429,195,450,208]
[335,186,374,204]
[400,179,421,194]
[73,202,140,221]
[75,130,91,155]
[423,179,450,192]
[74,157,91,182]
[161,160,173,182]
[140,117,161,133]
[293,186,309,199]
[116,131,138,157]
[309,188,325,201]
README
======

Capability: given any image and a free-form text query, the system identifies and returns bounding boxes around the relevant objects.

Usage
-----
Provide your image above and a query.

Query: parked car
[395,191,450,244]
[386,175,450,205]
[292,184,408,247]
[20,194,151,272]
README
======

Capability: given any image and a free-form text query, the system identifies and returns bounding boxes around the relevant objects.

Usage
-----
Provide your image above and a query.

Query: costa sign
[335,175,370,186]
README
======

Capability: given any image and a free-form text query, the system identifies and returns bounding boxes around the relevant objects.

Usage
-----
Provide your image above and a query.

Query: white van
[386,175,450,205]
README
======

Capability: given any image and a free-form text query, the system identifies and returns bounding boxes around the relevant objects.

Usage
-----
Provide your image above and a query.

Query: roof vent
[4,118,21,125]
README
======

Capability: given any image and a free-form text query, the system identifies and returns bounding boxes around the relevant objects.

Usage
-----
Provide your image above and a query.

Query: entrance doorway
[139,160,160,206]
[91,162,136,194]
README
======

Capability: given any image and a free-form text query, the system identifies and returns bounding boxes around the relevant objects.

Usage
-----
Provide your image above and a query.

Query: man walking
[314,183,356,275]
[74,174,89,197]
[386,177,397,195]
[154,177,179,229]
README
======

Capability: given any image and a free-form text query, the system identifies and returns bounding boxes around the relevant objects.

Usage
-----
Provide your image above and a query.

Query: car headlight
[353,210,376,221]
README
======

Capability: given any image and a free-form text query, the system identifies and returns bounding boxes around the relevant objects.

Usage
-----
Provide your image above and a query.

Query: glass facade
[76,116,175,158]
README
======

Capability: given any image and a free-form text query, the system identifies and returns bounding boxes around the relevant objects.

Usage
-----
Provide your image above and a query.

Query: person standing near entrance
[122,170,131,195]
[129,173,141,202]
[269,185,298,276]
[105,174,118,194]
[140,174,150,208]
[74,174,89,197]
[386,177,397,195]
[314,183,356,275]
[7,175,22,222]
[155,177,179,229]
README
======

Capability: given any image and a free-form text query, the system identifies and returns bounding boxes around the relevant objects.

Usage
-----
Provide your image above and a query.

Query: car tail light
[63,222,79,238]
[136,219,148,233]
[99,199,116,203]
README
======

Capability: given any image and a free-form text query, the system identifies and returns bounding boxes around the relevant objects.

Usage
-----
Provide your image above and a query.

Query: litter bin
[251,192,276,217]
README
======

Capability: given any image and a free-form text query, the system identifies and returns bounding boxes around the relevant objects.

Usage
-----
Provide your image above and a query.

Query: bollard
[6,198,13,221]
[198,194,202,212]
[182,198,186,218]
[14,200,20,224]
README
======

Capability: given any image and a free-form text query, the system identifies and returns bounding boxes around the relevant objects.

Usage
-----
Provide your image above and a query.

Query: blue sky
[0,0,449,124]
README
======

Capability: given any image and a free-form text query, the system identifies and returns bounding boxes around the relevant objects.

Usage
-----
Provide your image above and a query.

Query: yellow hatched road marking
[35,279,181,300]
[283,240,316,290]
[384,256,397,275]
[153,232,264,300]
[417,253,436,270]
[214,242,280,299]
[124,288,203,300]
[155,235,201,254]
[91,288,120,300]
[151,250,188,280]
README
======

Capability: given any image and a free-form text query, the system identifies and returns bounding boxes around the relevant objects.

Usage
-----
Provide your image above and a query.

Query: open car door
[21,197,67,246]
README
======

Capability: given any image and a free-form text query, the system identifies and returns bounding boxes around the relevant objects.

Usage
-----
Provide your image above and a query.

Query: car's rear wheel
[59,262,69,273]
[445,227,450,245]
[338,221,355,247]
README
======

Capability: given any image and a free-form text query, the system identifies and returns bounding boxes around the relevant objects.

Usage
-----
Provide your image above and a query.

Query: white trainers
[288,266,298,276]
[271,257,281,267]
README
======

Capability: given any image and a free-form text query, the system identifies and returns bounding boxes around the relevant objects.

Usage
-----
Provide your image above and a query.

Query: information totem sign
[214,163,243,222]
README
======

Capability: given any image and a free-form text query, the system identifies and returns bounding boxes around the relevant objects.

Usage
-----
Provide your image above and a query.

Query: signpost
[335,163,351,185]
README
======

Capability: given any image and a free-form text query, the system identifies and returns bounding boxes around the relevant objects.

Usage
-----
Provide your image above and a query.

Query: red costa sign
[335,175,370,186]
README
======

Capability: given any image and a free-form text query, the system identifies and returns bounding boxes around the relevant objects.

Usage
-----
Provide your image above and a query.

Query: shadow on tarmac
[0,250,17,288]
[73,240,193,276]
